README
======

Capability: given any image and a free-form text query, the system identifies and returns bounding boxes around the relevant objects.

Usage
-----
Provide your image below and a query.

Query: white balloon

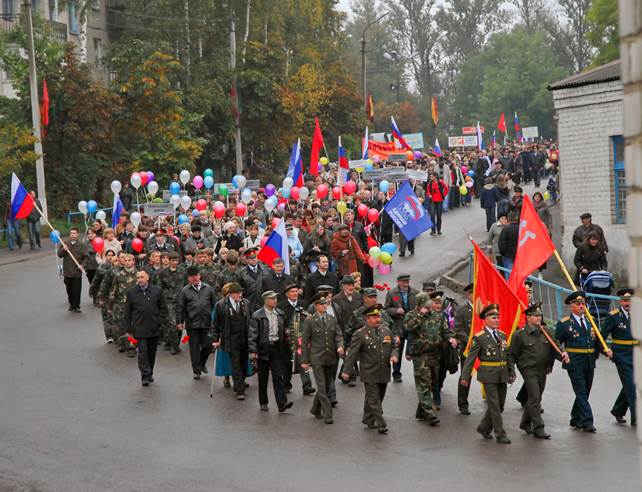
[282,177,294,189]
[234,175,247,189]
[299,187,310,200]
[130,173,142,189]
[180,195,192,211]
[96,210,106,221]
[130,211,142,227]
[179,170,190,185]
[241,188,252,204]
[147,180,159,195]
[264,197,276,213]
[78,200,88,215]
[111,180,122,194]
[170,194,181,209]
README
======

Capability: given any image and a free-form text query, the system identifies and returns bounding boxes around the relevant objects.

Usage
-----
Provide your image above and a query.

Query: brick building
[549,60,629,281]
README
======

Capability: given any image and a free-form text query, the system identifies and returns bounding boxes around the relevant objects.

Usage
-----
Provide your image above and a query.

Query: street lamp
[383,51,400,102]
[361,12,389,112]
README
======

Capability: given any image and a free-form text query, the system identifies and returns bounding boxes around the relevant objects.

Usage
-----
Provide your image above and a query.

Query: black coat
[278,298,309,329]
[176,283,217,330]
[574,243,608,281]
[213,297,251,352]
[261,271,293,302]
[498,222,519,259]
[304,270,340,303]
[125,284,167,338]
[238,265,264,312]
[248,307,288,359]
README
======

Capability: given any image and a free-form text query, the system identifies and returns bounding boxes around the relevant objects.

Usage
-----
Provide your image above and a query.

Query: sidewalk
[0,236,58,267]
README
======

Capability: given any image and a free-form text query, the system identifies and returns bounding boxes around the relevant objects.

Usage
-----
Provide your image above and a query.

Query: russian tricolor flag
[10,173,35,219]
[257,218,290,274]
[433,138,442,157]
[361,126,369,160]
[286,138,304,187]
[514,112,522,142]
[476,121,484,150]
[338,136,349,186]
[390,116,413,151]
[111,193,123,229]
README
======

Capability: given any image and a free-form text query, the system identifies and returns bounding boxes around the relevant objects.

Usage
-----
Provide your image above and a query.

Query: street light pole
[361,12,389,113]
[23,0,48,220]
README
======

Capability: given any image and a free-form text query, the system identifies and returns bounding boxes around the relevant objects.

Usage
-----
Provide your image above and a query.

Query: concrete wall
[552,80,630,281]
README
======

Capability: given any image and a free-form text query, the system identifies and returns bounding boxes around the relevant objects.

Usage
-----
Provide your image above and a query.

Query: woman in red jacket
[426,173,449,235]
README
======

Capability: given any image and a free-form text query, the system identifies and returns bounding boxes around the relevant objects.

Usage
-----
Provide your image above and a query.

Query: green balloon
[204,168,214,178]
[219,183,228,196]
[153,197,163,203]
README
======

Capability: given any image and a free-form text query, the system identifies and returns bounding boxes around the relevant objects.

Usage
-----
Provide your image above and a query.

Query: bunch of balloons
[77,200,98,216]
[130,171,155,190]
[233,174,247,189]
[367,242,398,275]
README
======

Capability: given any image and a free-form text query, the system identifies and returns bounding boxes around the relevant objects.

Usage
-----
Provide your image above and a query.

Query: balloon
[49,230,61,244]
[372,155,380,164]
[320,157,329,166]
[180,195,192,210]
[96,210,106,221]
[204,176,214,189]
[343,181,357,195]
[111,180,122,194]
[381,242,397,255]
[277,202,286,213]
[170,194,181,209]
[378,263,392,275]
[281,187,291,199]
[290,186,300,200]
[170,182,181,195]
[204,168,214,178]
[260,236,269,247]
[369,246,381,258]
[218,183,228,197]
[235,203,247,217]
[130,211,142,227]
[265,184,276,197]
[379,252,393,265]
[332,186,341,200]
[264,197,276,213]
[153,197,163,203]
[368,256,381,268]
[147,180,159,195]
[414,151,423,159]
[406,151,414,161]
[147,171,155,182]
[379,180,389,193]
[465,175,472,182]
[337,201,347,215]
[299,187,310,200]
[461,166,468,174]
[131,238,144,253]
[233,175,247,189]
[195,199,207,211]
[367,208,379,223]
[140,172,149,186]
[241,188,252,204]
[178,214,189,225]
[192,209,200,217]
[87,200,98,213]
[317,184,329,199]
[193,176,204,190]
[130,173,142,189]
[271,217,280,230]
[77,200,88,215]
[459,185,468,196]
[466,181,474,189]
[467,170,475,177]
[92,237,104,253]
[213,202,226,219]
[543,191,551,200]
[282,177,294,189]
[179,170,190,185]
[357,204,368,217]
[356,167,364,173]
[317,163,323,173]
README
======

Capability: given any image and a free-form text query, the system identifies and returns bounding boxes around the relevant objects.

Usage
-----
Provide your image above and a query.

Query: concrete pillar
[619,0,642,483]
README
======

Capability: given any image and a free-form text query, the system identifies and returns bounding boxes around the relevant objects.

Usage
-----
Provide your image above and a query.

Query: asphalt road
[0,200,638,492]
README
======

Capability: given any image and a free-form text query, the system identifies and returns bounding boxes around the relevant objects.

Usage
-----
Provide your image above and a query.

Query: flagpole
[552,249,609,353]
[32,201,84,272]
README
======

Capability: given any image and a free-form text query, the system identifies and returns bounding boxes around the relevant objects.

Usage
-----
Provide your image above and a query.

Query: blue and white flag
[111,194,123,229]
[384,181,433,241]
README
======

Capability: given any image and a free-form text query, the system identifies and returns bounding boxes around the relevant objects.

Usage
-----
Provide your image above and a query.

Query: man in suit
[238,247,264,313]
[261,258,292,303]
[301,292,345,424]
[385,273,418,383]
[461,304,515,444]
[124,270,167,386]
[304,255,340,303]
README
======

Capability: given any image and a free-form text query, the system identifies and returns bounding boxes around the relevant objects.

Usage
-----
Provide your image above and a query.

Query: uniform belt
[612,339,639,346]
[566,348,595,353]
[479,361,506,367]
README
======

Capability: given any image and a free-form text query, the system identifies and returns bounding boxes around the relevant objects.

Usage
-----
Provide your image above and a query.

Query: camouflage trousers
[162,302,181,349]
[100,303,117,341]
[412,354,440,418]
[111,303,135,352]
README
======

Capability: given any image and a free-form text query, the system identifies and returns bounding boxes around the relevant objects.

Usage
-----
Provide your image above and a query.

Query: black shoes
[459,407,471,415]
[378,426,389,434]
[520,424,533,435]
[171,347,181,355]
[279,401,294,413]
[324,418,334,424]
[611,410,627,424]
[303,388,316,395]
[193,372,201,380]
[331,401,338,408]
[142,380,150,387]
[200,365,208,374]
[477,427,493,440]
[533,431,551,440]
[236,394,246,400]
[496,435,511,444]
[260,404,269,411]
[393,376,402,383]
[72,308,81,313]
[583,425,597,433]
[428,416,440,426]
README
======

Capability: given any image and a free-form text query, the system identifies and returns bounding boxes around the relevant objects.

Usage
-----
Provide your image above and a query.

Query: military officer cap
[464,282,474,293]
[341,275,356,284]
[525,302,543,316]
[318,284,334,293]
[186,266,200,277]
[397,274,411,281]
[312,292,329,305]
[262,290,278,300]
[243,247,259,258]
[580,212,592,220]
[422,281,436,290]
[362,287,378,297]
[284,282,299,292]
[429,291,444,301]
[228,283,243,293]
[479,303,500,319]
[617,288,634,298]
[565,291,586,305]
[363,303,383,317]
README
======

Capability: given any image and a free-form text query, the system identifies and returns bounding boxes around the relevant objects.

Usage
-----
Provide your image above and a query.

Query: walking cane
[209,347,217,398]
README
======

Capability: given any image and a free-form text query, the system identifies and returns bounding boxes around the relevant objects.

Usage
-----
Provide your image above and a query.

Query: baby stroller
[580,270,615,328]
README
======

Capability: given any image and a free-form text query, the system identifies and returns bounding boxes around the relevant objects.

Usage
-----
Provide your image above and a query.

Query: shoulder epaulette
[474,331,484,338]
[610,308,620,316]
[560,316,570,322]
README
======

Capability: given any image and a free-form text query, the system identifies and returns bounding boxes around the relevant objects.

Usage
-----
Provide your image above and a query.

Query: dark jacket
[572,223,608,252]
[509,323,562,375]
[304,270,340,303]
[124,284,167,338]
[213,297,251,352]
[238,265,264,312]
[479,184,500,209]
[498,222,519,259]
[57,241,88,278]
[301,313,343,366]
[176,283,217,330]
[333,291,363,336]
[278,298,309,329]
[248,307,288,359]
[573,242,608,281]
[261,270,293,303]
[384,286,418,338]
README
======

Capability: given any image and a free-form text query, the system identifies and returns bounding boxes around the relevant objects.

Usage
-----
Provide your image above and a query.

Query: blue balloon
[169,182,181,195]
[381,242,397,255]
[204,176,214,189]
[365,164,374,171]
[379,180,389,193]
[467,170,475,177]
[281,187,291,199]
[87,200,98,213]
[191,209,200,217]
[50,230,61,244]
[178,214,189,225]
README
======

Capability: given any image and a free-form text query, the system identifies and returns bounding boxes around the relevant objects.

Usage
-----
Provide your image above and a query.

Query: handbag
[443,342,460,374]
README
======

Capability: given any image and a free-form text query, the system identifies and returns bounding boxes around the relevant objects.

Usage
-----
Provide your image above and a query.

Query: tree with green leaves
[586,0,619,66]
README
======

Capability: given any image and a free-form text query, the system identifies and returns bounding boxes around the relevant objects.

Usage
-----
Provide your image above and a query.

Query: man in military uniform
[238,247,264,313]
[109,253,138,356]
[196,249,219,289]
[385,274,418,383]
[454,283,474,415]
[555,291,612,433]
[509,303,569,439]
[334,275,363,386]
[216,250,242,298]
[90,250,118,343]
[98,252,126,343]
[154,252,186,354]
[405,291,458,425]
[341,304,399,434]
[301,293,345,424]
[601,288,636,426]
[461,304,515,444]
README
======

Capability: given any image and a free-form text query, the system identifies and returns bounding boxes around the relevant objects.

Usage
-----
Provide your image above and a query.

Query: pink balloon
[290,186,300,200]
[332,186,341,200]
[378,264,391,275]
[213,203,225,218]
[343,181,357,195]
[368,256,380,268]
[193,175,204,190]
[357,204,368,217]
[235,203,247,217]
[140,172,149,186]
[92,237,104,253]
[196,199,207,211]
[277,202,286,212]
[317,184,329,199]
[367,208,379,223]
[461,165,468,174]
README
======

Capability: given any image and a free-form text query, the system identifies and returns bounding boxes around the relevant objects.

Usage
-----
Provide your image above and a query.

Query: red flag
[508,195,555,303]
[431,96,439,126]
[309,116,324,177]
[366,94,374,122]
[497,112,506,134]
[40,79,50,136]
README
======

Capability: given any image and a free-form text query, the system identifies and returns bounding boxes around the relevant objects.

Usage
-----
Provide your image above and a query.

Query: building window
[49,0,57,20]
[93,37,102,66]
[612,135,626,224]
[91,0,100,11]
[68,2,78,34]
[2,0,15,15]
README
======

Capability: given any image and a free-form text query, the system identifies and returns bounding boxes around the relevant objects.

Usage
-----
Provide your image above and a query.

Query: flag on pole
[309,116,324,177]
[433,138,442,157]
[10,173,35,219]
[383,181,433,241]
[338,136,349,186]
[497,112,506,134]
[257,218,290,274]
[431,96,439,126]
[40,79,50,137]
[390,116,413,151]
[286,138,304,187]
[366,94,374,122]
[476,121,484,150]
[111,194,123,229]
[514,112,522,142]
[491,130,496,148]
[361,126,369,160]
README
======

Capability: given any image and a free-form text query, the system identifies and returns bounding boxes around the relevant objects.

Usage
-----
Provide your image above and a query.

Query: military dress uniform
[154,266,186,353]
[109,267,138,354]
[601,289,637,425]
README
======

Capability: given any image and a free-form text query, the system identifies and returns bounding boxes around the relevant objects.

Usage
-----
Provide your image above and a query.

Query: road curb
[0,249,54,268]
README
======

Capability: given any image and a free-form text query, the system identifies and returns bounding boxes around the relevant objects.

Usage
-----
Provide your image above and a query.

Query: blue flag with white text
[384,181,433,241]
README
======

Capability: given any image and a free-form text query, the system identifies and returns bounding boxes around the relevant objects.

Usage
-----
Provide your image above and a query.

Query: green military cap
[617,288,634,298]
[479,303,500,319]
[429,290,444,301]
[397,274,410,281]
[565,291,586,305]
[228,282,243,293]
[525,302,543,316]
[363,303,383,317]
[312,292,329,305]
[262,290,277,300]
[362,287,378,297]
[341,275,356,284]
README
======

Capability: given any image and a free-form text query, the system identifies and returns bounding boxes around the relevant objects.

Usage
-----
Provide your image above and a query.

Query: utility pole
[360,12,389,114]
[23,0,48,220]
[230,5,243,175]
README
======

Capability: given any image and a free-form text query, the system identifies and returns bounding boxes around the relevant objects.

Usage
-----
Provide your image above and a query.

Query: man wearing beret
[461,304,515,444]
[601,288,637,426]
[454,282,474,415]
[509,303,569,439]
[555,291,612,433]
[385,273,418,383]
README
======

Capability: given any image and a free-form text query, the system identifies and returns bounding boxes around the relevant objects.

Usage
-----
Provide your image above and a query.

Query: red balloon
[290,186,300,200]
[92,237,104,253]
[271,217,280,230]
[367,208,379,223]
[343,181,357,195]
[317,184,329,199]
[235,203,247,217]
[260,236,268,247]
[332,186,341,200]
[357,204,368,218]
[131,238,144,253]
[196,199,207,211]
[140,172,149,186]
[213,203,225,219]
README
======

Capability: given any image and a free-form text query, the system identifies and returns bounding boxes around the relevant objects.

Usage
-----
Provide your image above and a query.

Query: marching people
[385,274,418,383]
[109,253,138,355]
[58,227,88,313]
[153,252,185,354]
[334,275,364,386]
[238,247,264,312]
[454,283,474,415]
[304,254,340,302]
